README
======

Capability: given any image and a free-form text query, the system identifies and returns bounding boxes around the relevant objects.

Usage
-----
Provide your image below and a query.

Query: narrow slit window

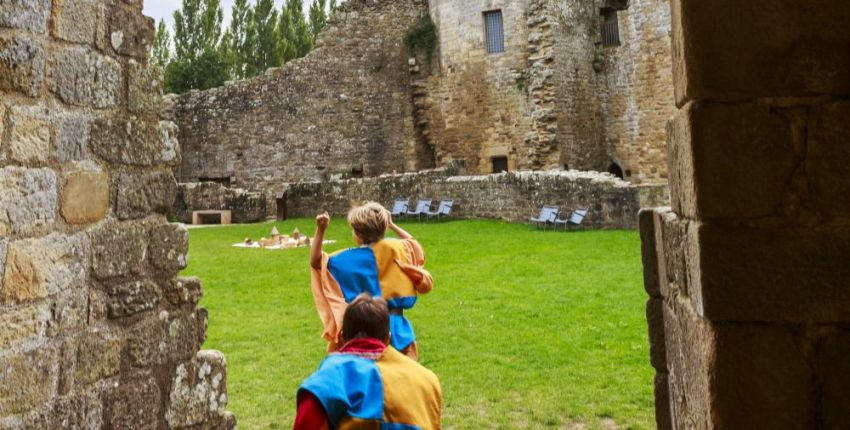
[601,9,621,47]
[484,10,505,54]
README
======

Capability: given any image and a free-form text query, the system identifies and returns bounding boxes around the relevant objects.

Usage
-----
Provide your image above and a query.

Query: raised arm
[387,214,413,240]
[310,212,330,270]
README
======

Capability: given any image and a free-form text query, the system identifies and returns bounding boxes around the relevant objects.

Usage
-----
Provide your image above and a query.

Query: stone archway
[640,1,850,428]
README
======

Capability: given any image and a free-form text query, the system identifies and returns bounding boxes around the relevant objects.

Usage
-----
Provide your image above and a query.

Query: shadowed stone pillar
[641,1,850,429]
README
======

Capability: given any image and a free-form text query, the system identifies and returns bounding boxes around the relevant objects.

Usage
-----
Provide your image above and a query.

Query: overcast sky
[143,0,332,31]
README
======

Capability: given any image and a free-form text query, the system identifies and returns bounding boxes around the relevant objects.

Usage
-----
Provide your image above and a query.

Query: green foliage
[404,15,438,62]
[308,0,328,39]
[246,0,281,78]
[223,0,253,80]
[151,20,172,68]
[184,219,655,429]
[280,0,313,61]
[166,0,230,93]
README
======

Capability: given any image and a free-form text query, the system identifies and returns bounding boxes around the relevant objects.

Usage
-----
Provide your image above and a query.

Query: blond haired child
[309,202,433,360]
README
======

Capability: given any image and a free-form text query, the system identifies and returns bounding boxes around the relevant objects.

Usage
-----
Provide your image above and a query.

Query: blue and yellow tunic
[299,346,442,430]
[311,238,433,351]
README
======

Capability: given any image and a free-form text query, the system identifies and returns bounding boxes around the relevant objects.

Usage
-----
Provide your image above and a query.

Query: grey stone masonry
[0,0,234,428]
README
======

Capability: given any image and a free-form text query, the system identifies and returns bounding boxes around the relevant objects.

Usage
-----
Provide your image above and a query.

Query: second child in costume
[309,202,433,360]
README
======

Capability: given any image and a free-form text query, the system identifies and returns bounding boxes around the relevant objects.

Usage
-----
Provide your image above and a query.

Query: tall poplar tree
[282,0,312,59]
[223,0,253,80]
[151,20,172,68]
[308,0,328,39]
[166,0,230,93]
[246,0,281,77]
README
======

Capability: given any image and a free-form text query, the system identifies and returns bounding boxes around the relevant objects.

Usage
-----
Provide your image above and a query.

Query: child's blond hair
[347,202,389,244]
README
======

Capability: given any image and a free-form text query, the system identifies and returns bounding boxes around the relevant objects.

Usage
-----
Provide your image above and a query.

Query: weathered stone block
[128,309,202,368]
[75,327,122,387]
[61,169,109,225]
[2,388,105,429]
[49,47,122,109]
[667,102,796,220]
[52,0,103,45]
[107,279,161,318]
[0,0,51,33]
[163,276,204,307]
[671,0,850,105]
[653,373,672,430]
[105,372,160,430]
[91,116,179,166]
[0,345,60,415]
[691,224,850,323]
[808,101,850,218]
[108,4,155,59]
[663,297,713,428]
[638,209,659,296]
[820,330,850,429]
[0,302,49,349]
[646,298,666,372]
[46,281,89,338]
[128,60,164,114]
[166,350,230,429]
[114,170,177,220]
[148,223,189,274]
[52,113,91,162]
[0,35,44,97]
[712,326,815,429]
[1,233,87,305]
[659,210,687,296]
[90,221,147,280]
[7,104,50,163]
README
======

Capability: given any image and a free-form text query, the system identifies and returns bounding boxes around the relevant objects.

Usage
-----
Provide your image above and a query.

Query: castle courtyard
[185,219,654,429]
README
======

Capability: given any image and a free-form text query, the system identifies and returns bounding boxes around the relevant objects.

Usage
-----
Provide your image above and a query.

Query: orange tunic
[310,238,433,353]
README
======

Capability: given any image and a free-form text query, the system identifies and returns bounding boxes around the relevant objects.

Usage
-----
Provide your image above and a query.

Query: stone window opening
[607,162,624,179]
[600,8,621,47]
[484,10,505,54]
[492,156,509,173]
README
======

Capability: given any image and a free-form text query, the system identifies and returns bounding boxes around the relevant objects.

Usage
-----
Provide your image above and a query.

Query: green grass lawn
[182,219,654,429]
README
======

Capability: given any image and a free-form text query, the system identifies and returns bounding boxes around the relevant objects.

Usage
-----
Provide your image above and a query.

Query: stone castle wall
[172,0,674,188]
[172,0,432,192]
[423,0,533,173]
[0,1,233,428]
[598,0,674,183]
[283,169,669,229]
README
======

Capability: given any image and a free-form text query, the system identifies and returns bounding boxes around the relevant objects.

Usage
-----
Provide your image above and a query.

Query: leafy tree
[223,0,253,79]
[308,0,328,39]
[151,19,172,68]
[245,0,281,77]
[166,0,230,93]
[281,0,313,59]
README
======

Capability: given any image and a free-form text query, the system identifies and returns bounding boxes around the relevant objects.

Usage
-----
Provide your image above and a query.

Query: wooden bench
[192,210,232,225]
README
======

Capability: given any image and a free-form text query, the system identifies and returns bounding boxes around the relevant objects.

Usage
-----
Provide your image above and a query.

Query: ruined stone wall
[423,0,533,173]
[172,0,430,191]
[548,0,608,172]
[598,0,673,183]
[0,1,233,428]
[641,0,850,428]
[173,182,268,224]
[283,169,668,229]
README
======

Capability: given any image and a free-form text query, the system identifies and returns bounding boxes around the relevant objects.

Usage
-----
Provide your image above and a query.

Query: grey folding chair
[390,199,409,217]
[555,207,590,230]
[530,205,559,230]
[406,199,432,222]
[425,200,454,222]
